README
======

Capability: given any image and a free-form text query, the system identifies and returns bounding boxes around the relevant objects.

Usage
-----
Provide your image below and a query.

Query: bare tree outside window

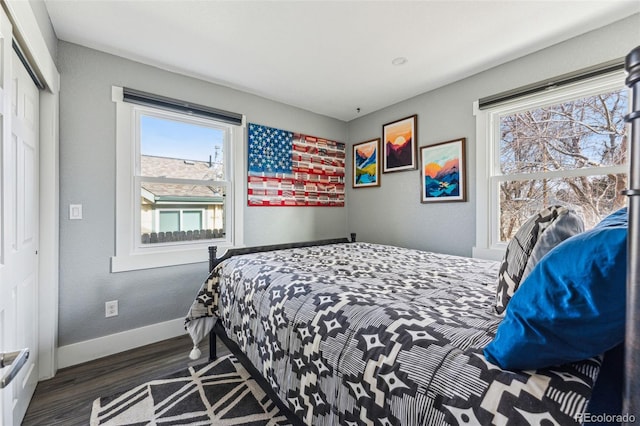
[499,89,628,241]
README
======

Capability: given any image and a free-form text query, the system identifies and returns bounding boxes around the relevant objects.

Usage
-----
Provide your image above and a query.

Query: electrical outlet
[105,300,118,318]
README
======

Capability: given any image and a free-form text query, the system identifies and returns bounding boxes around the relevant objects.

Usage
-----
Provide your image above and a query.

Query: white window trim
[473,71,627,261]
[111,86,245,272]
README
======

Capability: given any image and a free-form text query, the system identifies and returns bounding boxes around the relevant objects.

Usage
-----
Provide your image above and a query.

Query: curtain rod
[123,87,243,126]
[478,59,625,110]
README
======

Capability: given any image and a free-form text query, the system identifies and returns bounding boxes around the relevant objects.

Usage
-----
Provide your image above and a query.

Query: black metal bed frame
[623,45,639,422]
[207,234,356,277]
[203,45,640,423]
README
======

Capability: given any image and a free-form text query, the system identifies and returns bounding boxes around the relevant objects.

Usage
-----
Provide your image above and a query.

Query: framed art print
[420,138,467,203]
[353,138,381,188]
[382,114,417,173]
[247,123,345,206]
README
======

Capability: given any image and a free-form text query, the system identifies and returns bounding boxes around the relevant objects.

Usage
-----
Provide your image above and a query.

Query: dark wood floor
[22,334,229,426]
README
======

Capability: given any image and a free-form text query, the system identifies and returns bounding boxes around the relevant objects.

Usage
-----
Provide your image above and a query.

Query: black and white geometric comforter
[185,242,600,425]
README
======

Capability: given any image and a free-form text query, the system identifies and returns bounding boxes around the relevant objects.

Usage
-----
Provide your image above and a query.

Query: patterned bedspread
[185,242,600,425]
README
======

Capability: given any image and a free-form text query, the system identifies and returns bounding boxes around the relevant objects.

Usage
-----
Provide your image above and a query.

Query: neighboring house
[140,155,224,243]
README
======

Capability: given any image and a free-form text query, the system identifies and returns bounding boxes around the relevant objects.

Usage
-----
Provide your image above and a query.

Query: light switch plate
[69,204,82,220]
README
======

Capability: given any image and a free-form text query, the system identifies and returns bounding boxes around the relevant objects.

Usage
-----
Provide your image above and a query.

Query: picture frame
[352,138,381,188]
[382,114,418,173]
[420,138,467,203]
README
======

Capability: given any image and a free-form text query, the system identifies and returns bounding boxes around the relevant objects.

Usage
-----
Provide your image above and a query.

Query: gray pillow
[494,206,583,315]
[521,210,584,281]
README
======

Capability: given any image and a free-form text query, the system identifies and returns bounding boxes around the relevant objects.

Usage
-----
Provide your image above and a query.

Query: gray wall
[57,41,348,345]
[346,13,640,257]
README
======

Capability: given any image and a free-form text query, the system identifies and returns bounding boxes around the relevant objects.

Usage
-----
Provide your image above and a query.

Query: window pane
[499,173,626,241]
[140,183,225,244]
[182,210,202,232]
[500,89,628,174]
[159,211,179,233]
[140,114,225,180]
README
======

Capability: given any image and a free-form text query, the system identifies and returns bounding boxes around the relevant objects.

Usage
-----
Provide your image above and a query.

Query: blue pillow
[484,208,628,370]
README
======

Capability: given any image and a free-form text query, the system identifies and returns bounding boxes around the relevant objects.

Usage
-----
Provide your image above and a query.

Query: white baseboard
[57,318,187,369]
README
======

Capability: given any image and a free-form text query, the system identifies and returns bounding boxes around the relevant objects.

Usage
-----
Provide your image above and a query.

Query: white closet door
[0,4,40,423]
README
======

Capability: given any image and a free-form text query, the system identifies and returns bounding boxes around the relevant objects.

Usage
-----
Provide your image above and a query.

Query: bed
[185,45,640,425]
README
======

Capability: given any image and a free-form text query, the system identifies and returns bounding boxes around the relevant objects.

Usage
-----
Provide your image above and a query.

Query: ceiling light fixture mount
[392,57,408,66]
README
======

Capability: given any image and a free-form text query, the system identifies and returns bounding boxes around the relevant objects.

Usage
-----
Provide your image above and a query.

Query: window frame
[111,86,245,272]
[473,70,628,260]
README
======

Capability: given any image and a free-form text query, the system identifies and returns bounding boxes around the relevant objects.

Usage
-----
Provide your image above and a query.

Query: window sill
[110,243,233,272]
[472,246,505,262]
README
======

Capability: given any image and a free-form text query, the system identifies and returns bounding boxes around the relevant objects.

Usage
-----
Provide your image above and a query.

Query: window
[111,87,245,272]
[474,71,628,260]
[138,112,227,245]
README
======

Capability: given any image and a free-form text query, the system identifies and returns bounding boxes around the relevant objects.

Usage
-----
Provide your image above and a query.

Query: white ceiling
[44,0,640,121]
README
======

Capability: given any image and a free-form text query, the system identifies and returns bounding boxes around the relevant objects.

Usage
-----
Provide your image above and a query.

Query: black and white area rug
[90,354,291,425]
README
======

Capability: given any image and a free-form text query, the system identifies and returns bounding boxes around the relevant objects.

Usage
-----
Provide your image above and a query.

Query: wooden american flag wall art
[247,123,346,206]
